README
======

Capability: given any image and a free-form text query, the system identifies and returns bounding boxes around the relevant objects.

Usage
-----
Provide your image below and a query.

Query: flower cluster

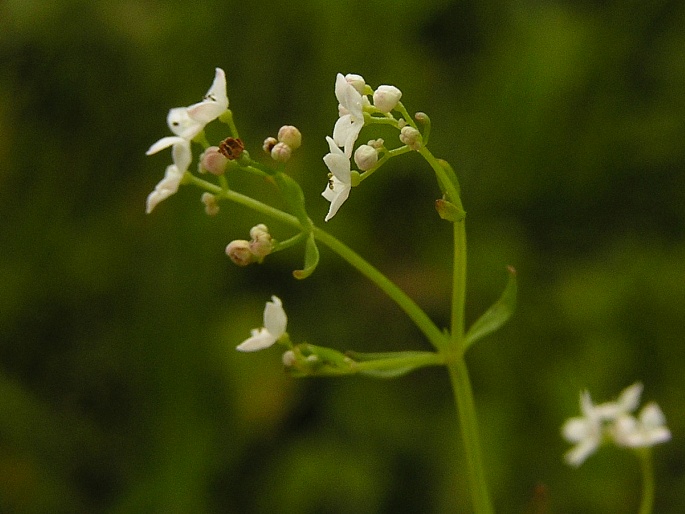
[146,68,229,213]
[321,73,402,222]
[562,382,671,467]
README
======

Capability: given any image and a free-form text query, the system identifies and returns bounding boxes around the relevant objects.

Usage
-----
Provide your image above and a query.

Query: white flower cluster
[322,73,402,222]
[562,382,671,467]
[145,68,229,213]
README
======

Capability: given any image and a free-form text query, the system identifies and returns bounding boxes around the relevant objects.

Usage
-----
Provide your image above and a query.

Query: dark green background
[1,0,683,512]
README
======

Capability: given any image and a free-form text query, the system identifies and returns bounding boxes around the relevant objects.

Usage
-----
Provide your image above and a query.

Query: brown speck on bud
[263,136,278,153]
[225,240,255,266]
[219,137,245,160]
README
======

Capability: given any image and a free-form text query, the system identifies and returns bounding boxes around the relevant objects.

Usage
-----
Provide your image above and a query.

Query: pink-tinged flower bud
[399,126,422,150]
[353,144,378,171]
[277,125,302,150]
[200,146,229,175]
[270,141,292,162]
[249,224,273,259]
[373,85,402,113]
[225,240,255,266]
[262,136,278,153]
[201,192,220,216]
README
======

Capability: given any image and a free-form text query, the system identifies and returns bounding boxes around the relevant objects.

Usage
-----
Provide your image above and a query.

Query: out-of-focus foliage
[1,0,684,512]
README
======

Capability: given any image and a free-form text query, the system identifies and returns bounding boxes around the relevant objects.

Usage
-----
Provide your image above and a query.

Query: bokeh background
[1,0,684,512]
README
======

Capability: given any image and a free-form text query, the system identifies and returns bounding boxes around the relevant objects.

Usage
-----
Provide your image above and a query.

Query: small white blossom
[236,296,288,352]
[321,136,352,222]
[562,391,604,467]
[612,403,671,448]
[332,73,365,157]
[146,165,184,214]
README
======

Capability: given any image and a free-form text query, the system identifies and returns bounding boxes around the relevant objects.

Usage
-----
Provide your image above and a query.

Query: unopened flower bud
[277,125,302,150]
[373,85,402,113]
[415,112,429,123]
[249,224,273,259]
[200,146,229,175]
[344,73,366,94]
[353,144,378,171]
[367,138,384,150]
[263,136,278,153]
[225,240,255,266]
[270,142,292,162]
[282,350,297,367]
[399,126,423,150]
[201,192,220,216]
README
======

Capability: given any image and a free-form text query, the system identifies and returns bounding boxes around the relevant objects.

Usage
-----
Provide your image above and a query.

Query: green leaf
[292,233,319,279]
[345,350,443,379]
[463,266,517,351]
[435,198,466,222]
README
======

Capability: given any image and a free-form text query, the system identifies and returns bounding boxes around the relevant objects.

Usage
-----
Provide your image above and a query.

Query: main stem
[419,147,493,513]
[448,218,493,514]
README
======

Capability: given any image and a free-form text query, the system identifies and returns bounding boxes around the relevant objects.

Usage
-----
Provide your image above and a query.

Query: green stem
[186,175,447,351]
[415,148,491,512]
[448,359,494,514]
[637,448,655,514]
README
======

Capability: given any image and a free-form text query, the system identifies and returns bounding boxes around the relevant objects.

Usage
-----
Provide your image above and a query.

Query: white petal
[321,179,351,222]
[171,139,192,172]
[263,296,287,339]
[236,328,277,352]
[167,107,204,139]
[333,115,364,158]
[146,136,186,155]
[146,165,184,214]
[187,68,229,123]
[564,438,599,467]
[617,382,643,412]
[335,73,363,118]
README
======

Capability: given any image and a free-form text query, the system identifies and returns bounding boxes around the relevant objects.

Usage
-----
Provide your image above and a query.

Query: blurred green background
[1,0,684,512]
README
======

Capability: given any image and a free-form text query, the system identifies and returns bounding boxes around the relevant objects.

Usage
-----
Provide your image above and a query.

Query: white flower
[332,73,365,157]
[236,296,288,352]
[612,402,672,448]
[562,382,671,466]
[562,391,605,467]
[145,164,185,214]
[186,67,229,124]
[321,136,352,222]
[146,68,228,213]
[373,84,402,113]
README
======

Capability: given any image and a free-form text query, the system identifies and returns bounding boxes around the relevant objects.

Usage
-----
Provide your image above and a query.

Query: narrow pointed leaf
[464,266,517,351]
[292,233,319,279]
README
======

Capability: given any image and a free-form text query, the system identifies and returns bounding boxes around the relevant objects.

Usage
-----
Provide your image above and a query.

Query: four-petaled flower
[332,73,365,158]
[236,296,288,352]
[562,390,605,467]
[146,68,228,213]
[321,136,352,222]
